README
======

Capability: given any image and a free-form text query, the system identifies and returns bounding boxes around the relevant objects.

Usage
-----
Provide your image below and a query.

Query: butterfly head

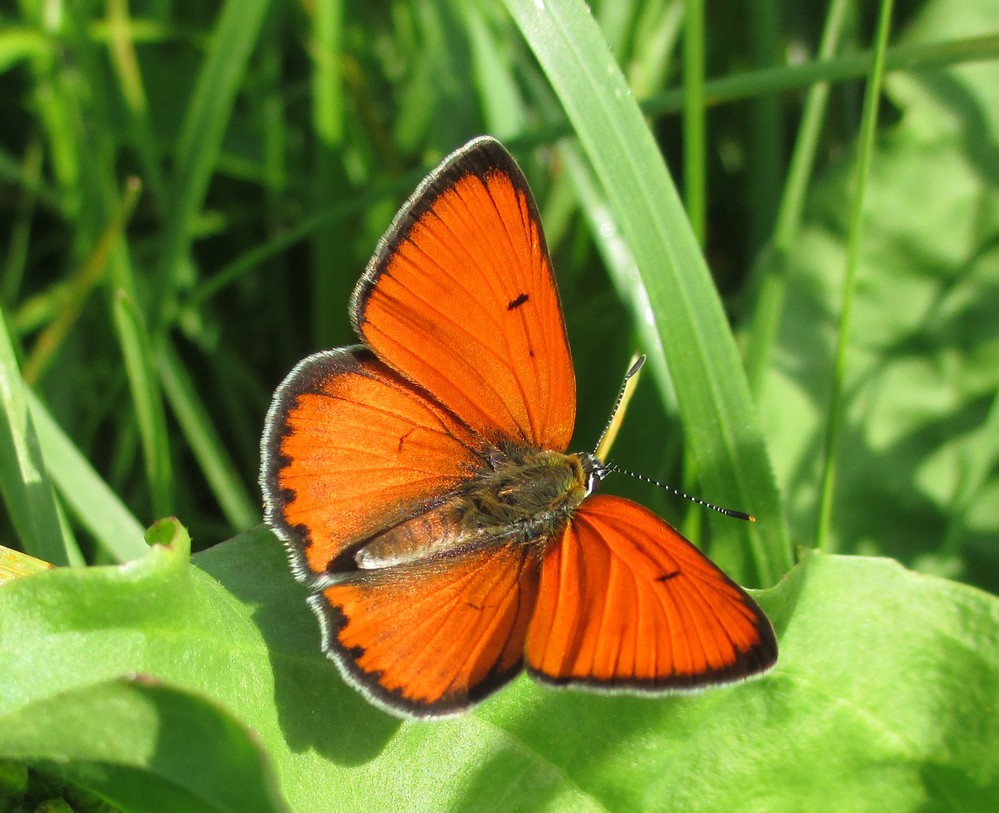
[577,451,609,497]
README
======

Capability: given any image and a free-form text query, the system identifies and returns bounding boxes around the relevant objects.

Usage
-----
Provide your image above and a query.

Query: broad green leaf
[0,678,286,813]
[2,525,998,811]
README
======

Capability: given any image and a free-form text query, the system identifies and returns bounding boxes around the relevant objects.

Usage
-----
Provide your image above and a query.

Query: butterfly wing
[351,137,575,451]
[526,495,777,690]
[261,346,487,584]
[313,543,544,718]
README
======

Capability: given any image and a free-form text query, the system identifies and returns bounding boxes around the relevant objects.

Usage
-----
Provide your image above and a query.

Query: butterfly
[260,137,777,720]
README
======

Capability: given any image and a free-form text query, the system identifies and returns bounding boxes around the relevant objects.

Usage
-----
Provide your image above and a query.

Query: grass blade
[113,290,173,519]
[506,0,792,584]
[744,0,851,394]
[0,306,82,566]
[158,340,259,534]
[682,0,706,245]
[816,0,897,550]
[26,390,147,562]
[151,0,272,331]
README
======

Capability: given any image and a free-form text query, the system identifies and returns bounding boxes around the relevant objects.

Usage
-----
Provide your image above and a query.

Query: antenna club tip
[747,514,757,523]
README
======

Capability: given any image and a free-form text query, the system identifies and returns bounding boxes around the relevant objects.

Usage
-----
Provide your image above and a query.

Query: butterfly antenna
[593,354,646,462]
[601,463,756,522]
[591,354,755,522]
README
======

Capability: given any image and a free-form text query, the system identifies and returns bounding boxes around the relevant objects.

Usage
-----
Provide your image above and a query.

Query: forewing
[352,137,575,451]
[260,346,486,584]
[312,543,544,719]
[526,495,777,690]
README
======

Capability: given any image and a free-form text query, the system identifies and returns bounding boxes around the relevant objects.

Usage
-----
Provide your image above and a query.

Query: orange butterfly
[260,137,777,719]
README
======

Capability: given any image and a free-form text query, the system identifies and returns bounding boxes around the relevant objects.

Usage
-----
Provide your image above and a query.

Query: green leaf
[2,527,997,811]
[0,677,286,813]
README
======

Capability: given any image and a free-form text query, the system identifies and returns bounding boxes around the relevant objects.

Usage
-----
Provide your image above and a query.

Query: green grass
[2,0,999,810]
[815,0,896,551]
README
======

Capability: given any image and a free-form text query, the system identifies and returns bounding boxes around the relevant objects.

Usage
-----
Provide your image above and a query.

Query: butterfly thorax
[458,445,595,537]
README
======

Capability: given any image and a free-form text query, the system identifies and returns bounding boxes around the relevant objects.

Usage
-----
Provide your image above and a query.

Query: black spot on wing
[656,571,681,583]
[507,292,529,310]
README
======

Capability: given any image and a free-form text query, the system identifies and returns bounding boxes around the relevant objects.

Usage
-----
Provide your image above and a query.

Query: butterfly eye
[579,452,605,495]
